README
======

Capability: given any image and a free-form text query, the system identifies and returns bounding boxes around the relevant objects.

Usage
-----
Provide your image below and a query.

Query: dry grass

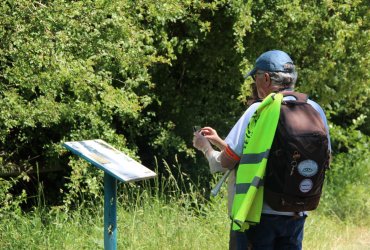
[304,213,370,250]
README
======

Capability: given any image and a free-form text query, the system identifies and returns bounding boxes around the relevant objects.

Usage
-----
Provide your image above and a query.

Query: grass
[0,193,228,250]
[1,187,369,250]
[304,212,370,250]
[1,158,369,249]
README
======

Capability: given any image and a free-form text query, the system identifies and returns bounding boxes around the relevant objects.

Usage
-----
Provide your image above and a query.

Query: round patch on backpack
[297,160,318,177]
[299,179,313,193]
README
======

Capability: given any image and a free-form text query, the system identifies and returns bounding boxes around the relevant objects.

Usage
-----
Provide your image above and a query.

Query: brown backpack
[264,91,331,212]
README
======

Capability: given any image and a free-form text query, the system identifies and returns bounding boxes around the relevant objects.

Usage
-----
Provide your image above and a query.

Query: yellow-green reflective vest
[231,93,283,231]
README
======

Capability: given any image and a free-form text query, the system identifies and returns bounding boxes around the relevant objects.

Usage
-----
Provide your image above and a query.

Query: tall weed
[0,158,369,249]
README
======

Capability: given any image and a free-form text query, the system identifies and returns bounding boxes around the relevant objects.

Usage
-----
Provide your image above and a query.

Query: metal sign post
[104,173,117,249]
[63,139,156,250]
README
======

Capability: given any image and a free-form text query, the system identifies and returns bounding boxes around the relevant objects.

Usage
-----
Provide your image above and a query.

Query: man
[193,50,331,249]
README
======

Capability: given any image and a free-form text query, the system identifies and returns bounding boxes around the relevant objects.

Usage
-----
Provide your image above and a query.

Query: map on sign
[63,139,156,183]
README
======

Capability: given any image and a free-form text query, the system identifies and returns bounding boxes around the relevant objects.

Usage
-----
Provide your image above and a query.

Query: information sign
[64,139,156,182]
[63,139,156,250]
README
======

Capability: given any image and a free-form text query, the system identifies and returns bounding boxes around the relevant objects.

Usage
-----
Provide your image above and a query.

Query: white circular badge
[298,160,318,177]
[299,179,313,193]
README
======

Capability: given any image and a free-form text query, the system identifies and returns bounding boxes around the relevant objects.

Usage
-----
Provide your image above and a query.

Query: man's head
[246,50,298,98]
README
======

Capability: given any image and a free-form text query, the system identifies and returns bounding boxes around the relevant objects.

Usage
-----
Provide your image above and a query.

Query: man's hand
[192,131,212,155]
[199,127,227,150]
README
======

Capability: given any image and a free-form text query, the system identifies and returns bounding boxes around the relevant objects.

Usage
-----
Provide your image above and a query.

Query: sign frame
[63,139,156,250]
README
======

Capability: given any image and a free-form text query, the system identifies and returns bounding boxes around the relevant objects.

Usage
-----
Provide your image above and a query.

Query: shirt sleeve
[206,150,228,174]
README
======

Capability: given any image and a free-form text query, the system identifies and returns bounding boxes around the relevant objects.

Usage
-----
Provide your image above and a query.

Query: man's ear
[264,72,271,85]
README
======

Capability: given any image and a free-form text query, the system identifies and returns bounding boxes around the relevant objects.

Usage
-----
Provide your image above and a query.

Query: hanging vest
[231,93,283,232]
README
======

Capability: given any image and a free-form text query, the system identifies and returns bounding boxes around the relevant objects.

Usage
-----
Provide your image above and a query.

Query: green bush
[321,124,369,225]
[0,0,368,219]
[0,175,28,216]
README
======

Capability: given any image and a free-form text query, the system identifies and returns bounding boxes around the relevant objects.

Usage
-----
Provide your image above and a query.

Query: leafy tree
[0,0,368,218]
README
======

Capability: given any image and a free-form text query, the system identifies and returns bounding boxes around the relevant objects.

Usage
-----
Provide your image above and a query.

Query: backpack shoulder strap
[281,91,308,103]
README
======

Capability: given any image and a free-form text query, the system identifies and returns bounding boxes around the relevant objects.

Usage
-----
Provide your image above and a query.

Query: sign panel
[63,139,156,183]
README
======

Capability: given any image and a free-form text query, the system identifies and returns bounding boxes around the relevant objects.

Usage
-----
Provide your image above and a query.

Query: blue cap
[245,50,295,78]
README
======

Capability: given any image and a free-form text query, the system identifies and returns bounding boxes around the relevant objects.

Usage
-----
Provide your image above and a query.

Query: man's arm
[219,145,240,170]
[193,131,227,173]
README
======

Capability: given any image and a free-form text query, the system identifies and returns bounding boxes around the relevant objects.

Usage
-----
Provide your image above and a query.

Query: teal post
[104,173,117,250]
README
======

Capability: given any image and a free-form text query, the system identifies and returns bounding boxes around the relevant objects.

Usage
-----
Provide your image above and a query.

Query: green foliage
[0,174,28,216]
[62,157,104,210]
[321,125,369,224]
[0,164,369,249]
[0,0,369,220]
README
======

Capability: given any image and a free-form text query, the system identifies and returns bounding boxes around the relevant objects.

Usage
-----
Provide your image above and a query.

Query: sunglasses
[251,72,266,81]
